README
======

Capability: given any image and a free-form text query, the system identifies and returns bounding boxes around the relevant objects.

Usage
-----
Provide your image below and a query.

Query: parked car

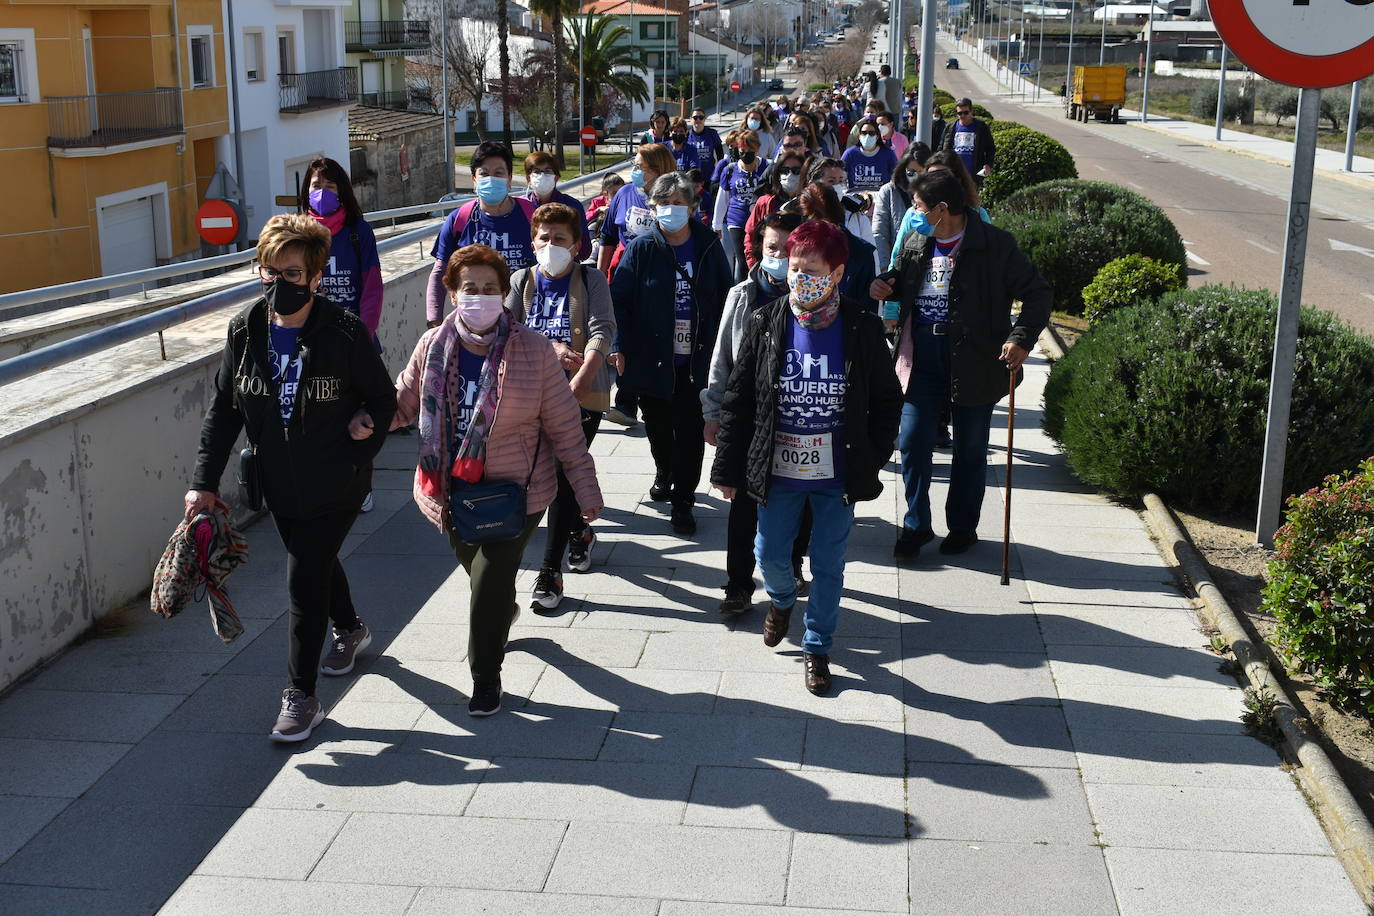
[767,77,785,90]
[946,57,960,69]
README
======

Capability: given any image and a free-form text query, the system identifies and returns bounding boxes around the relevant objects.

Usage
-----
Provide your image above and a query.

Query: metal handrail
[0,159,631,388]
[46,88,183,149]
[0,157,632,317]
[344,20,430,48]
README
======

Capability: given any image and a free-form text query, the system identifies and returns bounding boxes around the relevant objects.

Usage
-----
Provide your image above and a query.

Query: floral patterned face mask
[788,269,835,307]
[787,269,841,330]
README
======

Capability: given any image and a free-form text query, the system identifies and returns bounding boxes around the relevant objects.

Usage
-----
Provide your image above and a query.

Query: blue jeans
[756,486,854,655]
[898,327,995,534]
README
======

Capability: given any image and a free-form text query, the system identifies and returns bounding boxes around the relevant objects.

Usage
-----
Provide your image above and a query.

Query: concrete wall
[351,120,447,214]
[0,250,432,690]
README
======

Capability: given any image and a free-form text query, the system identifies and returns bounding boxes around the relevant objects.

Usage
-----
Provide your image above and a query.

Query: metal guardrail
[46,88,182,148]
[357,89,417,111]
[345,20,430,49]
[0,159,632,389]
[279,68,357,113]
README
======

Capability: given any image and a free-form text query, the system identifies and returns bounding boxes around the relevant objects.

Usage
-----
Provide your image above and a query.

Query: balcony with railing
[356,88,430,112]
[46,88,183,149]
[279,68,357,113]
[344,20,430,51]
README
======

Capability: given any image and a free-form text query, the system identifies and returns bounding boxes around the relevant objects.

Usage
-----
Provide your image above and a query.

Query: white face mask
[879,124,893,137]
[529,173,556,197]
[779,173,801,194]
[535,242,574,276]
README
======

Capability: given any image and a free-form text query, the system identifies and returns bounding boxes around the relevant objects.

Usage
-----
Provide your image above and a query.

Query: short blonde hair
[636,142,677,181]
[256,214,331,278]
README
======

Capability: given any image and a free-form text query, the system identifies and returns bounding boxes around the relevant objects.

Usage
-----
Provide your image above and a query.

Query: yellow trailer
[1066,65,1127,123]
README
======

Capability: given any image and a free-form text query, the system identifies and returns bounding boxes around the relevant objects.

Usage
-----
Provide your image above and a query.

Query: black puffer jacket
[192,296,397,519]
[711,294,903,506]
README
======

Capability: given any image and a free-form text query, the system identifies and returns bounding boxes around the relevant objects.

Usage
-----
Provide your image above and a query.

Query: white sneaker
[360,491,374,513]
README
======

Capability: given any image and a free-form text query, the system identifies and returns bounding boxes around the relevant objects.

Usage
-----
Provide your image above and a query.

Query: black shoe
[670,506,697,535]
[531,568,564,611]
[468,679,502,717]
[719,585,753,614]
[939,530,980,555]
[794,574,810,598]
[566,526,596,573]
[649,474,672,502]
[893,527,935,559]
[935,428,953,449]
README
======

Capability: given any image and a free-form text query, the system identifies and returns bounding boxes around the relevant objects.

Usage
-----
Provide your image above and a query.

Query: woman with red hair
[710,220,902,696]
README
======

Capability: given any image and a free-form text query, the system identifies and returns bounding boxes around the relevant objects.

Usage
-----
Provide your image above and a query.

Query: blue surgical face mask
[860,134,879,151]
[630,167,646,188]
[655,204,690,233]
[475,175,508,205]
[747,117,762,130]
[760,255,788,281]
[908,206,941,237]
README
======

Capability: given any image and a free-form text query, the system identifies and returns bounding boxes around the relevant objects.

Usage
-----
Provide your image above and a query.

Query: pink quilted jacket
[395,322,603,531]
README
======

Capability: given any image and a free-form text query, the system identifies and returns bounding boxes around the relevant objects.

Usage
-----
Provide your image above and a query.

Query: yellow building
[0,0,229,294]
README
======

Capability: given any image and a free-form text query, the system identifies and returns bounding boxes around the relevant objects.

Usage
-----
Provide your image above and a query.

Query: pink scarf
[309,208,347,235]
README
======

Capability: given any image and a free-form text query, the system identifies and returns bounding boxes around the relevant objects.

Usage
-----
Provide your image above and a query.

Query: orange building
[0,0,229,294]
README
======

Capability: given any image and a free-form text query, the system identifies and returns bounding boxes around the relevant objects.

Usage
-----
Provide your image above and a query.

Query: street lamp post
[1099,0,1107,65]
[1345,82,1361,172]
[1140,4,1156,122]
[1034,3,1044,101]
[1065,0,1075,106]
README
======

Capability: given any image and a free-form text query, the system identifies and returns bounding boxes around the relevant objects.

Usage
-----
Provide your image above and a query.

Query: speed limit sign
[1211,0,1374,88]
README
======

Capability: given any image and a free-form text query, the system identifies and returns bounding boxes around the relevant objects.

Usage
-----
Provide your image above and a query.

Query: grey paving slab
[1104,847,1365,915]
[160,875,417,915]
[379,623,469,661]
[598,711,805,769]
[1013,524,1159,556]
[1057,684,1248,736]
[345,658,542,707]
[907,763,1096,844]
[1072,727,1289,789]
[194,808,349,879]
[1036,604,1206,649]
[310,811,565,889]
[638,630,825,674]
[526,664,720,714]
[465,758,692,824]
[0,686,180,744]
[504,629,649,669]
[0,795,68,865]
[802,719,906,775]
[0,737,132,798]
[902,651,1059,708]
[1012,501,1146,529]
[158,674,348,735]
[1021,552,1176,585]
[684,766,907,837]
[544,822,791,904]
[402,704,614,761]
[787,831,910,912]
[900,607,1046,653]
[408,888,659,915]
[907,839,1118,916]
[0,883,160,916]
[905,703,1077,769]
[1086,784,1333,853]
[659,905,904,916]
[714,670,906,721]
[0,800,240,893]
[897,566,1033,608]
[82,729,301,808]
[1026,579,1190,608]
[24,641,229,695]
[1048,645,1236,691]
[106,613,273,655]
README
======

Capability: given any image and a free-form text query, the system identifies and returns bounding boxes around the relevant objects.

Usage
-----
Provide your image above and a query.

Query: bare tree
[851,0,885,35]
[408,2,499,139]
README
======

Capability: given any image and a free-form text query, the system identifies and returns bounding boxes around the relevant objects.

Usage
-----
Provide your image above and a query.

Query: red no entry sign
[196,199,239,246]
[1211,0,1374,88]
[730,80,741,93]
[580,125,598,147]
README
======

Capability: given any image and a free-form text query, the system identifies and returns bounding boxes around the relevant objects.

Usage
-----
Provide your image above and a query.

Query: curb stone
[1036,326,1374,906]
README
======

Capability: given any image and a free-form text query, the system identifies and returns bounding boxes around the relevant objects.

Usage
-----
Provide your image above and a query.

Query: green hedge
[1264,457,1374,716]
[979,128,1077,207]
[939,102,995,121]
[933,89,956,107]
[1081,254,1185,323]
[987,119,1030,134]
[994,179,1186,315]
[1042,285,1374,515]
[807,82,831,91]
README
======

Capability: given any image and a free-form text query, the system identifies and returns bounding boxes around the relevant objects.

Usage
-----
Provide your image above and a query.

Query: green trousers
[447,511,545,683]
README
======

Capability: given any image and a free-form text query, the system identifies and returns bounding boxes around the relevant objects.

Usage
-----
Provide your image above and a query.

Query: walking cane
[1001,366,1016,586]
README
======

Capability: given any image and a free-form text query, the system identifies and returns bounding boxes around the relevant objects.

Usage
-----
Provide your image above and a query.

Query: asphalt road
[932,41,1374,334]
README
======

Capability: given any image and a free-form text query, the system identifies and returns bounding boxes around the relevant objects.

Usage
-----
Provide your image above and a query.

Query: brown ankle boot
[804,653,832,696]
[762,603,792,647]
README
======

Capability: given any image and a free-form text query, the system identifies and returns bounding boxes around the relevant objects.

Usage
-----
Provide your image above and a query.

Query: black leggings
[542,409,602,570]
[639,365,706,510]
[726,226,749,283]
[273,508,360,696]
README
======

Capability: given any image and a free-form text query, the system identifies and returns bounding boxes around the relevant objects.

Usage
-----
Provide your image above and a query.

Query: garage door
[99,196,157,278]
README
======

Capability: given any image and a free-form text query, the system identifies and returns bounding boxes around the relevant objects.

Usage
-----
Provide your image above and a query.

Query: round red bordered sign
[1210,0,1374,89]
[580,125,598,147]
[730,80,741,92]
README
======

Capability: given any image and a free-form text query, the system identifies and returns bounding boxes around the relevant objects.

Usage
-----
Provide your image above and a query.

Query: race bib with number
[674,318,692,355]
[773,432,836,481]
[626,206,655,239]
[917,254,955,323]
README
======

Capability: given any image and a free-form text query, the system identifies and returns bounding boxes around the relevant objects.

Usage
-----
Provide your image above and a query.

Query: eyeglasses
[258,265,305,283]
[529,168,556,176]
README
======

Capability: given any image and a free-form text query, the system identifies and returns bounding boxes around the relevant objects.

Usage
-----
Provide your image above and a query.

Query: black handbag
[237,447,263,512]
[448,438,541,544]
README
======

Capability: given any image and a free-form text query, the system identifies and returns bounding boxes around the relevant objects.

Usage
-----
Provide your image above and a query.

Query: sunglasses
[957,109,972,116]
[778,166,802,175]
[691,114,705,120]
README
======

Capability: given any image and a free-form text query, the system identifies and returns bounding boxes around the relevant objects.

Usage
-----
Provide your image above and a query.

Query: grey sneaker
[270,688,324,742]
[320,620,372,676]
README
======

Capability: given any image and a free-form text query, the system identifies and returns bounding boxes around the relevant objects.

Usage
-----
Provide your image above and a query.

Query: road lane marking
[1245,239,1279,254]
[1176,206,1196,215]
[1127,181,1145,190]
[1330,238,1374,259]
[1365,293,1374,303]
[1186,249,1210,266]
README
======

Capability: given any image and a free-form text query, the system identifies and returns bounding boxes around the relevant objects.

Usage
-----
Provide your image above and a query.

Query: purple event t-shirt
[952,121,977,174]
[600,184,656,248]
[268,323,303,425]
[772,314,847,491]
[723,160,770,227]
[449,345,485,450]
[841,145,897,192]
[431,202,535,273]
[672,237,695,367]
[526,270,572,345]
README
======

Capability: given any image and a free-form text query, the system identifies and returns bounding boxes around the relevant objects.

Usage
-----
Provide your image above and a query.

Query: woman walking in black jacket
[185,214,397,742]
[711,220,902,696]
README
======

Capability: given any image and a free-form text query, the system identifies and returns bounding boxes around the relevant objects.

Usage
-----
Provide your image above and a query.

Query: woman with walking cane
[869,170,1051,562]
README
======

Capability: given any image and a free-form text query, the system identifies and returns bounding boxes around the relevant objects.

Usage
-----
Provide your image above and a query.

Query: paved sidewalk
[0,346,1365,914]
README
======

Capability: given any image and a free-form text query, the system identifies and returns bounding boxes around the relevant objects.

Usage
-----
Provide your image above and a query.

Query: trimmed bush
[807,82,831,91]
[939,101,995,121]
[1264,458,1374,716]
[1081,254,1185,323]
[979,128,1077,207]
[994,179,1186,315]
[987,119,1030,135]
[1190,82,1244,122]
[932,88,956,107]
[1042,285,1374,516]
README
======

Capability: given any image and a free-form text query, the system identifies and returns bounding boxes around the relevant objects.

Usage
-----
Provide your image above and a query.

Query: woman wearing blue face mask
[610,173,732,535]
[737,107,776,159]
[427,141,537,329]
[702,211,811,613]
[711,129,771,284]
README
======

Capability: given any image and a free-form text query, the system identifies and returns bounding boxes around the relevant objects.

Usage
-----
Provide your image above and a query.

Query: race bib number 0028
[773,432,835,480]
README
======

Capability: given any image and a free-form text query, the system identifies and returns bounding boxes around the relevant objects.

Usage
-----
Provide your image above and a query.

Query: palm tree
[529,0,581,167]
[568,12,650,126]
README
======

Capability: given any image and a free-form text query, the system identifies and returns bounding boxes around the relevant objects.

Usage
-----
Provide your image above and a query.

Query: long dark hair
[766,151,807,198]
[299,157,365,224]
[925,150,983,209]
[894,142,934,193]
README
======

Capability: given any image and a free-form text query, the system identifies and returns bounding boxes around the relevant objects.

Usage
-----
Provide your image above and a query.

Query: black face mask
[740,150,757,165]
[728,148,740,162]
[671,134,687,144]
[264,277,313,316]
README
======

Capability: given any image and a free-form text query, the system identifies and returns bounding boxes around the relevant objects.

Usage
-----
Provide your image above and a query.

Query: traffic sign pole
[1215,44,1228,141]
[1345,82,1362,173]
[1257,88,1321,545]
